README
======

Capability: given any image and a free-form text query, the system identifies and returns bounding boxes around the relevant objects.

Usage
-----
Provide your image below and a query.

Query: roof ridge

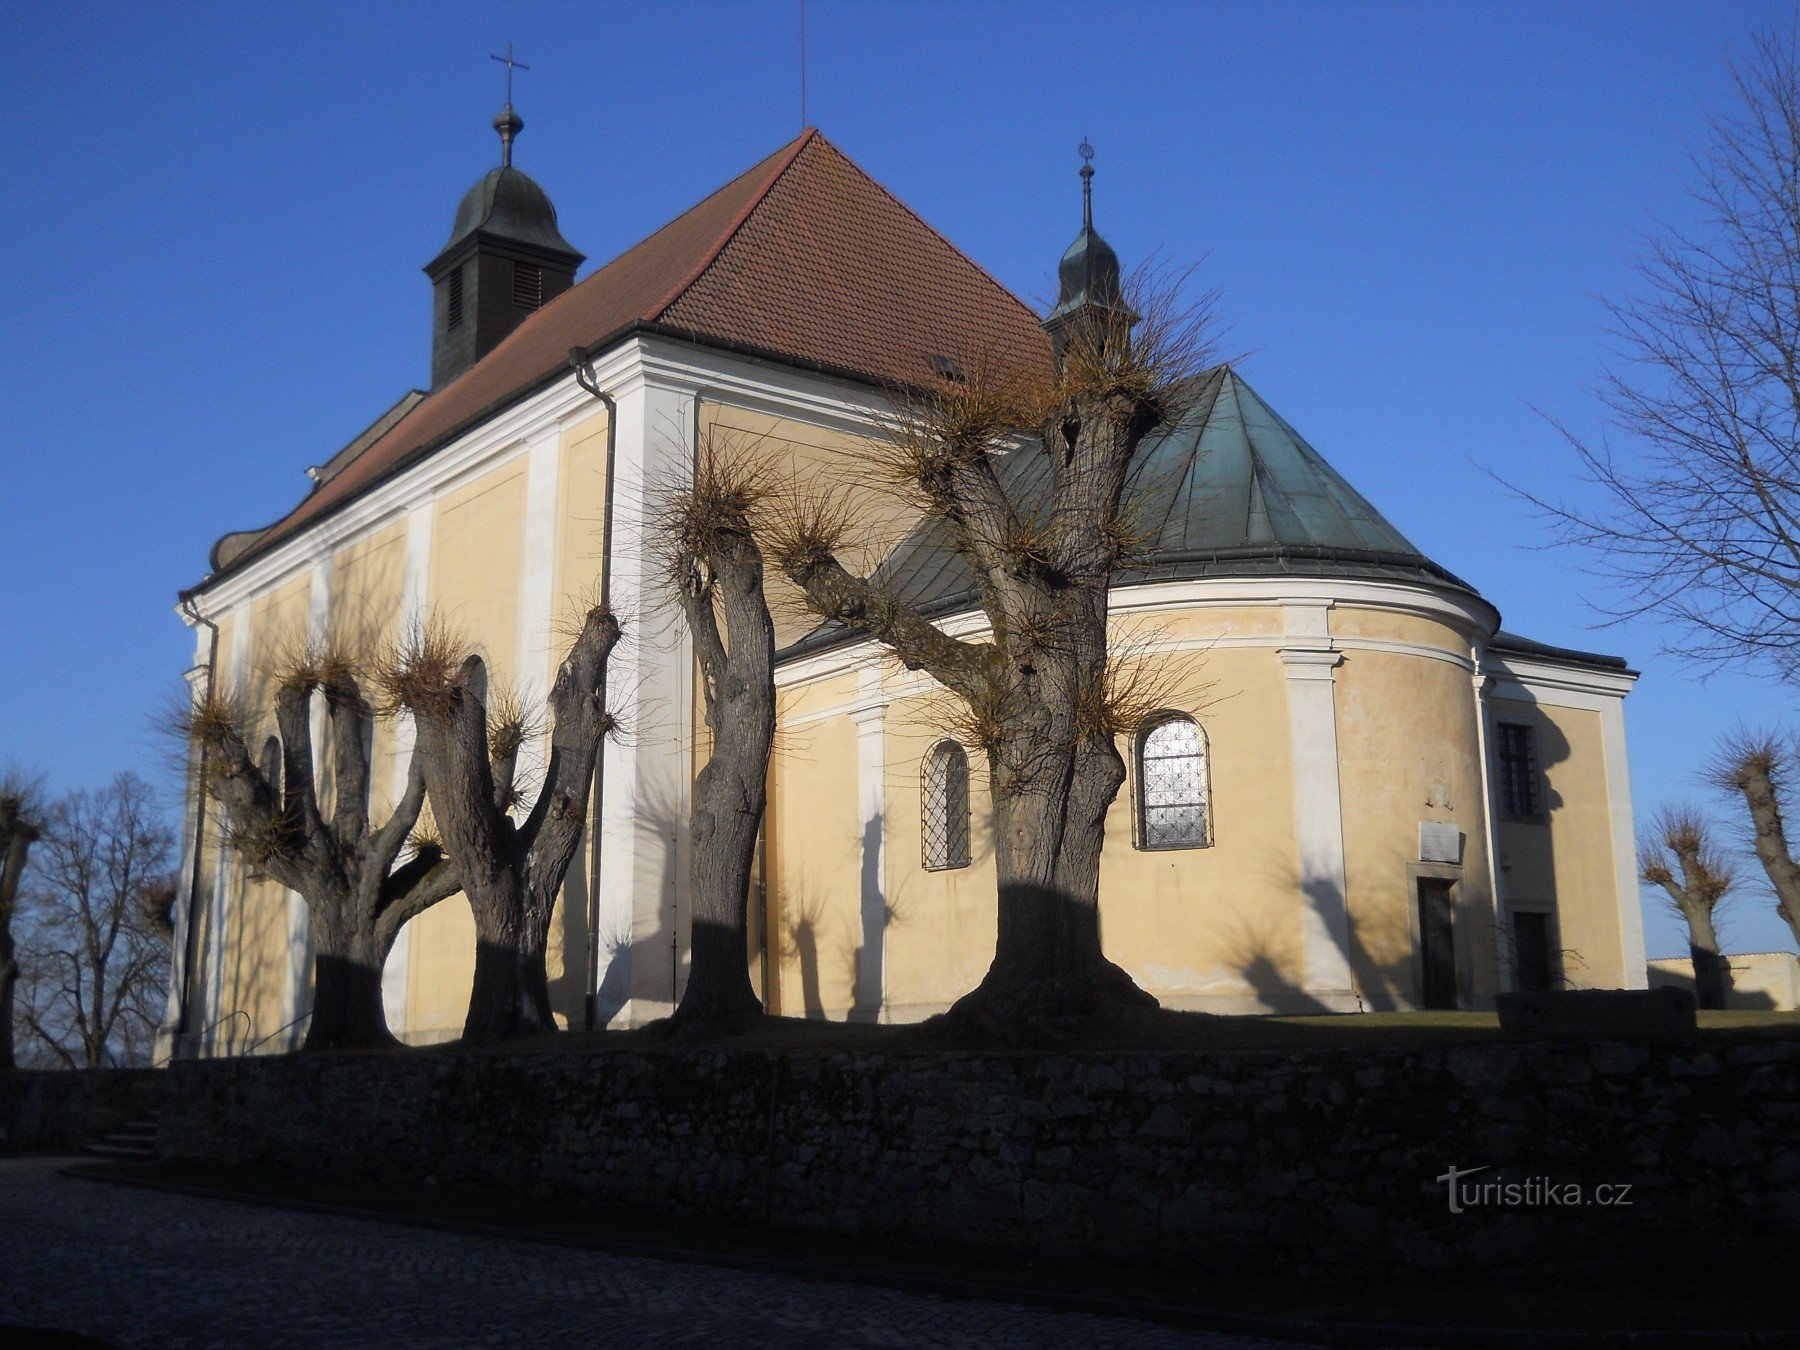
[796,133,1045,336]
[647,128,818,321]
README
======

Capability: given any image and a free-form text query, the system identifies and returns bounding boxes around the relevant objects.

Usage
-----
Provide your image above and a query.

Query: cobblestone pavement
[0,1157,1314,1348]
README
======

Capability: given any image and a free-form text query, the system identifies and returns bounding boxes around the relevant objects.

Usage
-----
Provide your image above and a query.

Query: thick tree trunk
[462,876,554,1044]
[669,527,776,1033]
[672,772,766,1028]
[0,952,16,1072]
[303,920,397,1052]
[1730,762,1800,950]
[0,822,35,1072]
[943,728,1151,1041]
[1681,905,1730,1010]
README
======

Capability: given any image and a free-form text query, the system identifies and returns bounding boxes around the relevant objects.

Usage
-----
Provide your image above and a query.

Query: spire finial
[490,44,530,167]
[1078,137,1095,229]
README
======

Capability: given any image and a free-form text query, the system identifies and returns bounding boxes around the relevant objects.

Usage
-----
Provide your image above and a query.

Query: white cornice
[181,335,894,625]
[776,575,1498,691]
[1482,651,1637,706]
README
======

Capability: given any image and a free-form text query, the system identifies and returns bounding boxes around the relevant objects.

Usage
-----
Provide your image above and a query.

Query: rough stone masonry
[7,1038,1798,1279]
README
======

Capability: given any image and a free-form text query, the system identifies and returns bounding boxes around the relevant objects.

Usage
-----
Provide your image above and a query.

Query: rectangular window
[513,262,543,311]
[447,268,464,328]
[1495,722,1543,822]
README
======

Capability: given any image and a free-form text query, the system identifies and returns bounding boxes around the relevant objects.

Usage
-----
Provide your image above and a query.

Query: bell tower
[425,80,584,390]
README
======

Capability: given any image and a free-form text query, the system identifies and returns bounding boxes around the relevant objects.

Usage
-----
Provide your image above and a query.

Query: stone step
[85,1140,155,1160]
[86,1115,160,1161]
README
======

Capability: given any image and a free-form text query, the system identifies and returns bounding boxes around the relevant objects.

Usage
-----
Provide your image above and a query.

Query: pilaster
[1277,601,1356,999]
[850,667,889,1021]
[595,371,694,1024]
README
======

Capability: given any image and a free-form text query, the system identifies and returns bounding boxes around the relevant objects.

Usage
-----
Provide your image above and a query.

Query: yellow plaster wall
[330,521,407,818]
[552,410,610,662]
[1093,646,1304,1007]
[1335,642,1497,1009]
[765,674,866,1017]
[701,402,920,650]
[882,696,999,1012]
[1490,697,1628,989]
[218,576,313,1049]
[1330,607,1470,654]
[401,460,528,1041]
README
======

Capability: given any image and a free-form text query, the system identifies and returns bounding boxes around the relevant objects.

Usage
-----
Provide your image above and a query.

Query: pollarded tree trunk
[390,607,621,1045]
[1717,741,1800,951]
[185,660,457,1053]
[665,481,777,1032]
[1681,904,1730,1011]
[0,788,41,1071]
[1641,807,1735,1012]
[306,922,394,1050]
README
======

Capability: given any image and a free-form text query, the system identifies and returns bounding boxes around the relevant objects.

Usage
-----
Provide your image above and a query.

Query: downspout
[175,594,219,1056]
[569,347,617,1030]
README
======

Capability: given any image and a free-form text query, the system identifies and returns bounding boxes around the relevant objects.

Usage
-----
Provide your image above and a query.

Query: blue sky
[2,1,1793,959]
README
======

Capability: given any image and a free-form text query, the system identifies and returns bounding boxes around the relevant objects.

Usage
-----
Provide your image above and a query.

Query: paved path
[0,1157,1311,1348]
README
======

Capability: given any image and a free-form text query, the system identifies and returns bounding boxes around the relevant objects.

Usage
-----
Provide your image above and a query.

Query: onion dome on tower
[1043,139,1134,355]
[424,96,585,390]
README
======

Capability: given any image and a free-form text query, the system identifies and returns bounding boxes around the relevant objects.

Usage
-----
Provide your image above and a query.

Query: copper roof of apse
[201,130,1051,583]
[782,367,1500,659]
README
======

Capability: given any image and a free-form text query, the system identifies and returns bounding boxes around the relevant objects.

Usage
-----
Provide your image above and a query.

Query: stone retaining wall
[128,1037,1800,1278]
[0,1067,170,1152]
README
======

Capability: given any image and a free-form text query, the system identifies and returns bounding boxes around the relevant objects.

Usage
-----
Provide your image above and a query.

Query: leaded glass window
[1136,715,1211,850]
[922,740,971,871]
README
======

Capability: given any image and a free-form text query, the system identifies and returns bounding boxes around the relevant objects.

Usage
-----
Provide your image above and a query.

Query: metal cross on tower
[491,44,529,104]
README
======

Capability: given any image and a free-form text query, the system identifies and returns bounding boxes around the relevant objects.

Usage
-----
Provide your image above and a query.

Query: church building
[162,107,1646,1054]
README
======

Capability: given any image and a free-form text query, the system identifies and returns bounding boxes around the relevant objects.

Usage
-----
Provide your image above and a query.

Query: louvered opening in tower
[447,268,464,328]
[513,262,543,311]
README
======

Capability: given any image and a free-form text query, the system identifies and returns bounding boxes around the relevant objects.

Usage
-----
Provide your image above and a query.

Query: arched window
[1135,714,1211,850]
[922,740,971,871]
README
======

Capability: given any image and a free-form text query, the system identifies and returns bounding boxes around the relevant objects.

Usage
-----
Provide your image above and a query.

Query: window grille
[1495,722,1542,821]
[922,741,971,870]
[447,268,464,328]
[1136,715,1211,850]
[513,262,543,311]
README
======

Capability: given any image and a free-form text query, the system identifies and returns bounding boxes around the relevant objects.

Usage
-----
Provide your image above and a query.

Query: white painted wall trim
[382,501,436,1034]
[850,668,888,1022]
[513,424,562,805]
[1277,600,1357,999]
[776,574,1500,691]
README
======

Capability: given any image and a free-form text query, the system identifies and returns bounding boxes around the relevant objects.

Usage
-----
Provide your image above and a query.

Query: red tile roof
[204,130,1052,582]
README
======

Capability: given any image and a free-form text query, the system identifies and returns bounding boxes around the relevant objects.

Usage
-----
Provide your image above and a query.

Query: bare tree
[654,448,777,1031]
[0,772,45,1071]
[1528,30,1800,682]
[1713,732,1800,950]
[1641,806,1736,1009]
[381,605,620,1044]
[766,275,1214,1040]
[181,645,458,1050]
[16,775,174,1067]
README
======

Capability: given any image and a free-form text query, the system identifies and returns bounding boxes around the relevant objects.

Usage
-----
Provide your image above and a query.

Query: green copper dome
[783,367,1481,658]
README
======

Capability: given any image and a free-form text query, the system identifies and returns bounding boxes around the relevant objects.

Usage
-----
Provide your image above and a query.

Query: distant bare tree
[181,643,458,1050]
[766,272,1215,1041]
[17,775,174,1067]
[1641,806,1736,1009]
[0,772,45,1071]
[1713,732,1800,950]
[653,446,777,1031]
[1528,30,1800,682]
[381,606,620,1044]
